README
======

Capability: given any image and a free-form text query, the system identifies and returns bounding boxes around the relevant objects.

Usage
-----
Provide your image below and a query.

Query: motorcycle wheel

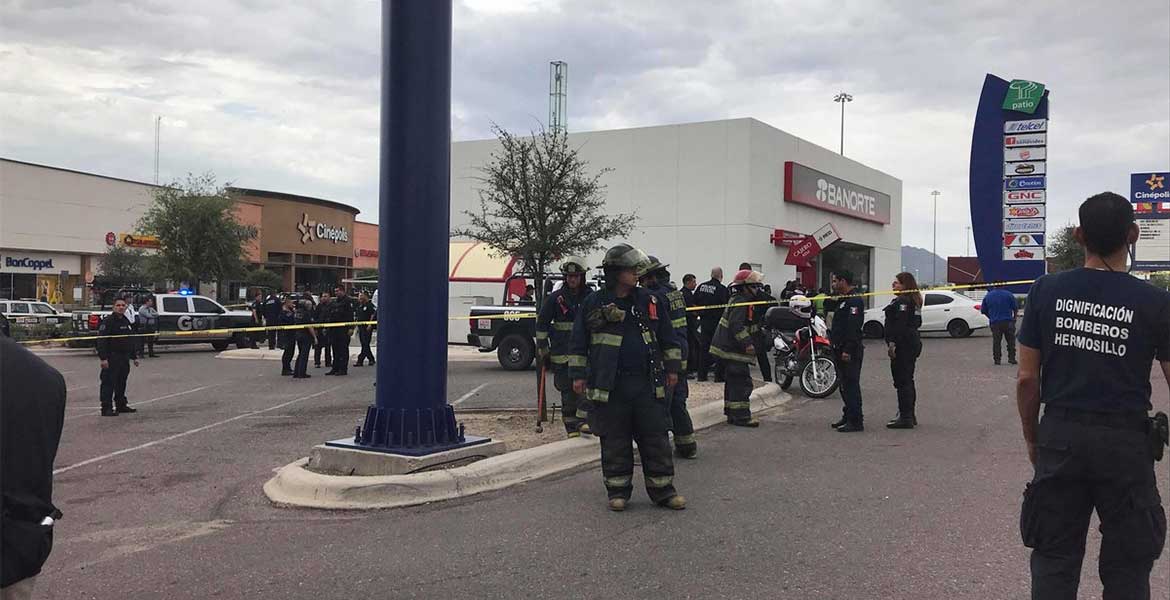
[799,354,839,398]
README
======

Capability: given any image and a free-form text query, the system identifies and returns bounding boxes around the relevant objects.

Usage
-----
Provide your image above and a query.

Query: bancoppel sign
[1003,246,1045,261]
[1003,147,1046,162]
[1003,233,1045,247]
[783,162,892,224]
[1004,119,1047,133]
[297,213,350,244]
[1003,218,1046,233]
[0,251,80,274]
[1004,133,1047,148]
[1004,204,1045,219]
[1004,161,1047,177]
[1005,176,1046,191]
[1004,190,1046,204]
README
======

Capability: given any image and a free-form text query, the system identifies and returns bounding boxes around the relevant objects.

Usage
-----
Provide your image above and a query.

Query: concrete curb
[263,382,791,510]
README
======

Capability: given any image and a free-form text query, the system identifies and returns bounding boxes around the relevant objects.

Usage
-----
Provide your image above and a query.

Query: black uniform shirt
[1019,269,1170,412]
[0,337,66,525]
[883,294,922,344]
[96,312,137,360]
[354,302,377,324]
[693,279,729,330]
[830,295,865,355]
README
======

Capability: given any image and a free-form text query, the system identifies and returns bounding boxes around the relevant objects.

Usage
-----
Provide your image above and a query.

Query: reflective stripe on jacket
[536,287,588,364]
[710,292,756,363]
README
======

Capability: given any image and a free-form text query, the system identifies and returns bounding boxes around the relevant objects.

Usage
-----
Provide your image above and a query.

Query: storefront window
[819,242,873,307]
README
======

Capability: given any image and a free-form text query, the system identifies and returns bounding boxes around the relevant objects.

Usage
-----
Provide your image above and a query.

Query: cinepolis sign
[297,213,350,244]
[783,162,891,224]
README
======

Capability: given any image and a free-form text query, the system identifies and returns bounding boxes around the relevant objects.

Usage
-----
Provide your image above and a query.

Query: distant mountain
[900,246,949,285]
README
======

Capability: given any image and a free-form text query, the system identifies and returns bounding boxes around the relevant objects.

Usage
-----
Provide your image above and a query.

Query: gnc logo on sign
[1004,190,1046,204]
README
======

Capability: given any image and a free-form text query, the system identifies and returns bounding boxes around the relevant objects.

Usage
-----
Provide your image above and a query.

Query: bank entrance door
[818,242,873,307]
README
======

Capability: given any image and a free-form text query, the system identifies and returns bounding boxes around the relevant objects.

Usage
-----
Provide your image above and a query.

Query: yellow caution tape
[15,279,1034,346]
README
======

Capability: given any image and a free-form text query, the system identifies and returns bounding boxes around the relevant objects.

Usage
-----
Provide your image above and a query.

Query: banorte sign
[297,213,350,244]
[784,162,892,224]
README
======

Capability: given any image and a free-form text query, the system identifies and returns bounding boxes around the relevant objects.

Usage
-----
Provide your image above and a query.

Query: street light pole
[966,226,971,256]
[833,92,853,155]
[931,190,941,285]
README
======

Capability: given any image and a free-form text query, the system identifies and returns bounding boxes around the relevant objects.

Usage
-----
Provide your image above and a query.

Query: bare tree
[452,125,637,304]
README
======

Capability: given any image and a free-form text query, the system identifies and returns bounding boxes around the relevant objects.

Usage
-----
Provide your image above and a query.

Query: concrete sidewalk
[264,382,789,510]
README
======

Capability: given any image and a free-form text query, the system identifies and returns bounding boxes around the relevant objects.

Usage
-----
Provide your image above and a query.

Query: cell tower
[549,61,567,134]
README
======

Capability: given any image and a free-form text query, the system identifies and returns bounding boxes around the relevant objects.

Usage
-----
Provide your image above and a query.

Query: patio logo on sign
[1002,80,1046,114]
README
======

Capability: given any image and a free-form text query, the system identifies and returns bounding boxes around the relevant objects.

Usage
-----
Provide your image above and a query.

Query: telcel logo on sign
[1004,204,1045,219]
[1004,119,1047,134]
[1004,190,1046,204]
[4,256,55,271]
[1004,161,1046,177]
[1003,218,1046,233]
[1004,133,1047,148]
[1005,176,1046,191]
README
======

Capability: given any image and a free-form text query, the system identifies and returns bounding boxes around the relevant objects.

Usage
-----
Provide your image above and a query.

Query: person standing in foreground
[681,274,700,378]
[830,270,865,433]
[353,292,377,367]
[262,290,281,350]
[277,299,297,376]
[1,336,66,599]
[982,282,1019,365]
[292,298,316,379]
[752,283,777,383]
[693,267,729,382]
[96,298,139,417]
[569,244,685,512]
[710,269,765,427]
[536,257,593,437]
[1017,192,1169,599]
[883,272,923,429]
[327,286,355,376]
[640,256,697,458]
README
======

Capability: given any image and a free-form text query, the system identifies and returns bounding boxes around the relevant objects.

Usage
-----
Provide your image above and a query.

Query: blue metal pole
[330,0,486,455]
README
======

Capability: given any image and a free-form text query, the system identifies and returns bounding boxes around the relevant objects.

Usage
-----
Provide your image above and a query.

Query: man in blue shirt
[981,282,1018,365]
[1016,192,1170,599]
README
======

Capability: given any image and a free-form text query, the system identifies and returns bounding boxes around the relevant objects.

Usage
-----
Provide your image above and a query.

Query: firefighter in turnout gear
[569,244,686,512]
[711,269,765,427]
[639,256,697,459]
[536,256,592,437]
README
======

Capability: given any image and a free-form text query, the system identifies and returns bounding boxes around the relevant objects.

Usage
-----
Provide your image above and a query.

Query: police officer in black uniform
[693,267,729,382]
[883,272,923,429]
[1017,192,1170,599]
[96,297,139,417]
[830,270,865,433]
[278,299,297,376]
[314,292,332,368]
[292,297,317,379]
[327,286,355,376]
[568,244,686,512]
[353,292,377,367]
[261,291,281,350]
[640,256,697,458]
[681,274,700,378]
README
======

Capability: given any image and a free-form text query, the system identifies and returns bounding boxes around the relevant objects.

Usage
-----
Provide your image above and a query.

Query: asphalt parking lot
[25,331,1170,599]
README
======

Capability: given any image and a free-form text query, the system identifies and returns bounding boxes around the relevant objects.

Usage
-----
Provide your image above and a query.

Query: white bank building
[449,118,903,303]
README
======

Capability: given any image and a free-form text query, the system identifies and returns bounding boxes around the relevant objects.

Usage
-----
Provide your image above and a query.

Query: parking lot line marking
[65,384,222,421]
[451,382,490,406]
[54,385,345,475]
[67,385,97,392]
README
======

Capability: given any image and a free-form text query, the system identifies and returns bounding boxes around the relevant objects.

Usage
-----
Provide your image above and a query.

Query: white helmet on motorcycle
[788,294,813,319]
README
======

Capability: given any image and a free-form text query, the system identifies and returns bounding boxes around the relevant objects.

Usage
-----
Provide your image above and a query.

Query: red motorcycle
[764,302,839,399]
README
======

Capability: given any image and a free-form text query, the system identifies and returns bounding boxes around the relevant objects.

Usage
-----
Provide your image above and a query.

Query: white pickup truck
[71,293,255,350]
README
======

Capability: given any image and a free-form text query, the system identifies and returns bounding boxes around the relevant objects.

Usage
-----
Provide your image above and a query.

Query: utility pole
[833,92,853,155]
[549,61,567,135]
[931,190,941,284]
[154,116,162,184]
[966,226,971,256]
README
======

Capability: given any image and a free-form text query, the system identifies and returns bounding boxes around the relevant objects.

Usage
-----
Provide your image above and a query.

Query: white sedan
[862,290,989,339]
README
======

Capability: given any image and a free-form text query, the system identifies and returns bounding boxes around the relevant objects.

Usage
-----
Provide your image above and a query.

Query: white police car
[0,299,73,329]
[73,292,254,351]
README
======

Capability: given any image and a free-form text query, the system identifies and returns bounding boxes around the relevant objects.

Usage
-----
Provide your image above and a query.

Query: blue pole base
[328,404,491,457]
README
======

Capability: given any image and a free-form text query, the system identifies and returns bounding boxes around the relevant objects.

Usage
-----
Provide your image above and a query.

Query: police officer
[883,272,923,429]
[278,299,297,376]
[536,256,592,437]
[640,256,697,458]
[314,292,333,369]
[353,292,377,367]
[681,274,701,378]
[693,267,729,382]
[0,311,10,338]
[262,290,282,350]
[752,283,777,383]
[568,244,685,512]
[292,297,317,379]
[830,270,865,433]
[710,269,764,427]
[327,286,355,376]
[96,297,139,417]
[1017,192,1170,599]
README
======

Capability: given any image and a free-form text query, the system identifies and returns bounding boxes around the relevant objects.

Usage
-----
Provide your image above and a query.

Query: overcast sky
[1,0,1167,258]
